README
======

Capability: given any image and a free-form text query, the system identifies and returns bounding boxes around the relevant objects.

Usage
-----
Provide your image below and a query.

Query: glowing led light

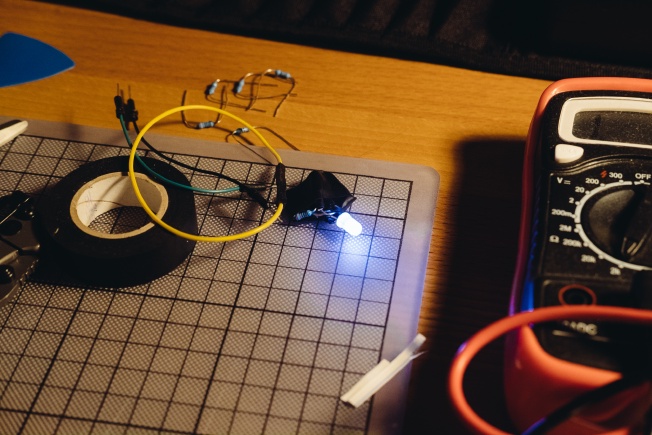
[336,212,362,237]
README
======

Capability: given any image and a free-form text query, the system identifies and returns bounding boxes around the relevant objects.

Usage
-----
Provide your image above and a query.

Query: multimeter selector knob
[582,184,652,265]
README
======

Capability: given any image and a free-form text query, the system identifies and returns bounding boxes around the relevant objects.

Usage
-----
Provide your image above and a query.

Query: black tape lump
[285,170,355,221]
[36,156,197,287]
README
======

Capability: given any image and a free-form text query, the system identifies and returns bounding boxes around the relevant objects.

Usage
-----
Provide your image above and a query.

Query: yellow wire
[128,104,284,243]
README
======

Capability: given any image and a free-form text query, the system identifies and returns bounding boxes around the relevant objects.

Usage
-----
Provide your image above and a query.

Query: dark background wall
[39,0,652,80]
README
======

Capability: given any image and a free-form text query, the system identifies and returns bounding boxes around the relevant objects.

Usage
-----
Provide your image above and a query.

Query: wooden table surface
[0,1,553,433]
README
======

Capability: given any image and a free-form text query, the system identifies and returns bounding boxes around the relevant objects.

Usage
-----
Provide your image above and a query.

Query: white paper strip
[341,333,426,408]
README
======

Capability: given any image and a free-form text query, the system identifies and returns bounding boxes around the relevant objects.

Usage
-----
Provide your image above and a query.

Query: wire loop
[448,305,652,435]
[128,104,284,243]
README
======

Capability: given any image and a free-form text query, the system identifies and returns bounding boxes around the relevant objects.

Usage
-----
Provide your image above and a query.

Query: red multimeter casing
[506,77,652,433]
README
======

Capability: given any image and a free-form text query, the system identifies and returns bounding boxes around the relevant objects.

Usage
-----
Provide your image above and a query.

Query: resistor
[274,70,292,79]
[205,79,219,96]
[233,127,250,135]
[233,79,245,94]
[195,121,215,129]
[293,210,314,221]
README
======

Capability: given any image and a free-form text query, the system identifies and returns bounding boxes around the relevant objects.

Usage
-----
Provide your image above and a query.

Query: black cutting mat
[0,119,438,434]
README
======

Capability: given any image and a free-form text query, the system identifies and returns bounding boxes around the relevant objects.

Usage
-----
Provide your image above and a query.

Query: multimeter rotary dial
[577,181,652,267]
[553,164,652,271]
[545,161,652,275]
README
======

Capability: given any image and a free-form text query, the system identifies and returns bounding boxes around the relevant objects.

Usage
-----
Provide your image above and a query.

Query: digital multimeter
[505,78,652,432]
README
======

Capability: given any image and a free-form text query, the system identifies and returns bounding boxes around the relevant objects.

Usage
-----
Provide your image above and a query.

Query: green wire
[119,115,240,195]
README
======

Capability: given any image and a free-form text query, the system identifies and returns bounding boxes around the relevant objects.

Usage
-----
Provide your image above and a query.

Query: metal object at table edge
[0,191,40,308]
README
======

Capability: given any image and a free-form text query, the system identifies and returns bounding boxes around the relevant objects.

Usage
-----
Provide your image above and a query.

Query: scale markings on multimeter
[499,78,652,434]
[522,91,652,371]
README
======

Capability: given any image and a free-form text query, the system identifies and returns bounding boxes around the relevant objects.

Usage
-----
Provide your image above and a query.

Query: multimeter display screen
[573,110,652,145]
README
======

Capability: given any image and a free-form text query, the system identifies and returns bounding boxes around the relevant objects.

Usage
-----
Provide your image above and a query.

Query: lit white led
[336,212,362,237]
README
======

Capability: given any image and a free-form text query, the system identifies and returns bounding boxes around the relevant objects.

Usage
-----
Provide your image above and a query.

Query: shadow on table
[403,137,525,434]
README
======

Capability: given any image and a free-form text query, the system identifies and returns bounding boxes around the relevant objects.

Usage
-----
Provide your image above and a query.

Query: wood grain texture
[0,1,552,433]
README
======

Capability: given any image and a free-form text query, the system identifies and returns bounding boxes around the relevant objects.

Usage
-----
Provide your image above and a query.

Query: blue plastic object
[0,32,74,88]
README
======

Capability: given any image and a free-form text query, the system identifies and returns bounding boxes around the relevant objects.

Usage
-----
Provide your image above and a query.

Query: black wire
[644,407,652,435]
[130,120,270,208]
[115,93,286,209]
[521,372,651,435]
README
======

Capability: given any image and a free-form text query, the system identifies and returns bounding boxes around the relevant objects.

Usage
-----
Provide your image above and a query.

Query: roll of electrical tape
[36,156,197,287]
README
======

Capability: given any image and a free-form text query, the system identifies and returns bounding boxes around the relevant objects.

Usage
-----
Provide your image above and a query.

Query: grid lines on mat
[0,134,411,435]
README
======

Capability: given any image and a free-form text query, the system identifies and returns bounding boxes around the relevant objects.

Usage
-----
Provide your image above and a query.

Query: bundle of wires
[114,94,286,243]
[448,305,652,435]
